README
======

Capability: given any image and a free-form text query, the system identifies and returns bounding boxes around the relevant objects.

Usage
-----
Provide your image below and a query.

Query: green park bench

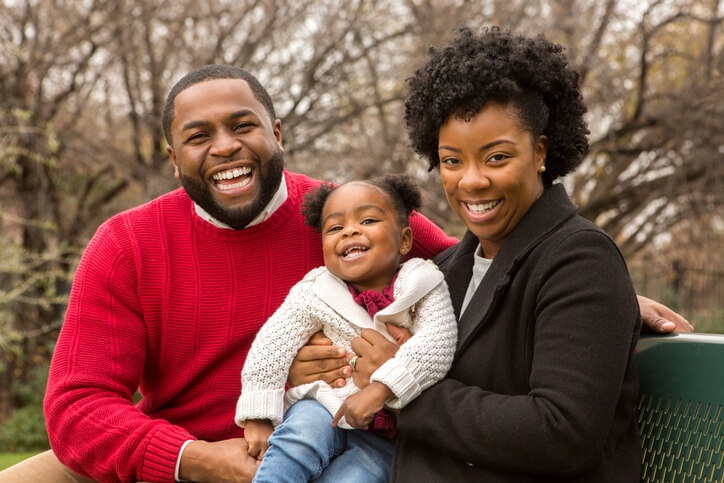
[635,333,724,482]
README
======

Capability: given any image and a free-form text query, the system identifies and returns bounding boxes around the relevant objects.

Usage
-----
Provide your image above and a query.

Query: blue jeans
[253,399,394,483]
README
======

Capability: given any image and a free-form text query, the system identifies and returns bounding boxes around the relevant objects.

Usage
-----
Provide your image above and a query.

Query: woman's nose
[459,164,491,191]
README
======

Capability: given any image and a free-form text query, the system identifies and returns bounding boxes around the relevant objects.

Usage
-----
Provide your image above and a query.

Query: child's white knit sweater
[235,257,457,429]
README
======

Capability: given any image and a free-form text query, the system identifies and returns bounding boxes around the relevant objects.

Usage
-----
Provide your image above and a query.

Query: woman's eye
[488,153,509,163]
[441,157,461,166]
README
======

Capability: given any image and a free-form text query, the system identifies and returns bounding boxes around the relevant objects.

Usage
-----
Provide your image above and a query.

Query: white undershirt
[460,244,493,316]
[176,174,287,481]
[193,172,288,229]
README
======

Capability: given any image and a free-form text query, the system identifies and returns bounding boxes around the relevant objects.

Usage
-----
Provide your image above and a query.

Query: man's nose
[210,129,242,157]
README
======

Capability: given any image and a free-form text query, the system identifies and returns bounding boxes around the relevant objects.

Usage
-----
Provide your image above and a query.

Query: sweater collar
[311,258,444,342]
[193,172,288,229]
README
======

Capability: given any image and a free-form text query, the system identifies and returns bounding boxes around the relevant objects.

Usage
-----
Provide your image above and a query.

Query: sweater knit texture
[235,258,457,429]
[43,170,457,483]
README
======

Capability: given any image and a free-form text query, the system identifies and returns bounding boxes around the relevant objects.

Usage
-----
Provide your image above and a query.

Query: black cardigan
[391,184,642,482]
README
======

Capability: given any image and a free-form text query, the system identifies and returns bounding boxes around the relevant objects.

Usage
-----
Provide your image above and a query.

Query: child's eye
[361,218,378,225]
[326,225,342,233]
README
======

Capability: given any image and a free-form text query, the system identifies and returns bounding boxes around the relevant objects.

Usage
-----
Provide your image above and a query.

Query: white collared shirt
[193,172,288,229]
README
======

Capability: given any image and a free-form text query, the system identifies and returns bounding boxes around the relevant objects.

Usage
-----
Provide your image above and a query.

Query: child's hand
[332,382,394,429]
[243,419,274,460]
[386,323,412,345]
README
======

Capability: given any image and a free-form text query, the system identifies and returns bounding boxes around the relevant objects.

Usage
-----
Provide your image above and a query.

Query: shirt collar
[193,172,288,230]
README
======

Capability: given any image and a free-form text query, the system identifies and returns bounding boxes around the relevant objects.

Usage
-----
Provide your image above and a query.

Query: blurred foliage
[0,363,50,452]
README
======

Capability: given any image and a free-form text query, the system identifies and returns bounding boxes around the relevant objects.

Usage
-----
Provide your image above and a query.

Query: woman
[287,27,694,481]
[354,27,639,481]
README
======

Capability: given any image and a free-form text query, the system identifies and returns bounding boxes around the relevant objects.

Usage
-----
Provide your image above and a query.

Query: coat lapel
[453,184,578,355]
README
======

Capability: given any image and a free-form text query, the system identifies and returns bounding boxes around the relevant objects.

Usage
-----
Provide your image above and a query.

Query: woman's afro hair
[302,174,422,232]
[404,26,589,185]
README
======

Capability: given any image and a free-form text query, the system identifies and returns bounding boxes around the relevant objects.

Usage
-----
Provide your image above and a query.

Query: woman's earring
[539,165,546,173]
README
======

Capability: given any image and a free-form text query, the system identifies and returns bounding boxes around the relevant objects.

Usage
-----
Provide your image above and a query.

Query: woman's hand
[243,420,274,460]
[350,328,402,388]
[287,332,353,388]
[332,382,394,429]
[638,295,693,333]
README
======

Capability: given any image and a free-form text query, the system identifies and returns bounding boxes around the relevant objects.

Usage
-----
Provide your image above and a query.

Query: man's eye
[188,133,207,142]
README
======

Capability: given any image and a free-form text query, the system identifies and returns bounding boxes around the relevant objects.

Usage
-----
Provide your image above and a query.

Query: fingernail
[337,348,346,356]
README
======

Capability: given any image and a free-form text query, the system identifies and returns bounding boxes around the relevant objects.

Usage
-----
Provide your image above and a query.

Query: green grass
[0,451,40,471]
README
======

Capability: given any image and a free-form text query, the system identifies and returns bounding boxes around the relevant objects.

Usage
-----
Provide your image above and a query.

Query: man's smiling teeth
[213,167,251,180]
[466,200,500,214]
[342,246,367,260]
[212,167,252,191]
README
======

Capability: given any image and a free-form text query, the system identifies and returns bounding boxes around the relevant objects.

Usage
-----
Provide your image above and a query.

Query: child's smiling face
[320,182,412,293]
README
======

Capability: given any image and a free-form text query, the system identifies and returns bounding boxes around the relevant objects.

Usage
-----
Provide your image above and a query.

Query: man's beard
[179,149,284,230]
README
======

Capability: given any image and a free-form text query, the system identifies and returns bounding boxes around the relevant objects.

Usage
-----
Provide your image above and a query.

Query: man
[1,65,690,483]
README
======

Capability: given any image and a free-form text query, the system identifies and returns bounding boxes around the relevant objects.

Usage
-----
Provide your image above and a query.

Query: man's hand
[287,332,353,388]
[243,420,274,460]
[332,382,393,429]
[350,329,400,388]
[638,295,694,333]
[178,439,260,483]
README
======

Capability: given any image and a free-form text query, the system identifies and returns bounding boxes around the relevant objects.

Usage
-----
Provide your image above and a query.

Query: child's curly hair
[404,26,589,185]
[302,174,422,232]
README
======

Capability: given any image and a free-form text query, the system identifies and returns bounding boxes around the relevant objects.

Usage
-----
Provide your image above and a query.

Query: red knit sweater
[44,171,457,483]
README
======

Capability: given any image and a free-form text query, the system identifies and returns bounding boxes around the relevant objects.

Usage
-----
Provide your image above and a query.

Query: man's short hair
[162,64,276,144]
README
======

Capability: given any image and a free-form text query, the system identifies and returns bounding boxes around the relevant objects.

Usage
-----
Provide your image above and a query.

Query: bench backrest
[635,333,724,482]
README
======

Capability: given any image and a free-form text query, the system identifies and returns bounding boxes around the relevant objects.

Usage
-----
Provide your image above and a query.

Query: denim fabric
[253,399,393,483]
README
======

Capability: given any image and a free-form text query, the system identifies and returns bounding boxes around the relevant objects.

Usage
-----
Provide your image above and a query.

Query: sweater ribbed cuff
[235,388,286,427]
[370,358,421,409]
[141,426,197,483]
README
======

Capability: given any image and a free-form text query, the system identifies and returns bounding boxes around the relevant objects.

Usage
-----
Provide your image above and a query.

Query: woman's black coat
[390,184,642,482]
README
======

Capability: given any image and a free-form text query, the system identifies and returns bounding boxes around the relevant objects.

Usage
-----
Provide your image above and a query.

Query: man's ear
[273,119,284,153]
[167,145,180,179]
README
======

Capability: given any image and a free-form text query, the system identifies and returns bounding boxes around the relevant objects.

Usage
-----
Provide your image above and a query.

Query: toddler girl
[235,174,457,483]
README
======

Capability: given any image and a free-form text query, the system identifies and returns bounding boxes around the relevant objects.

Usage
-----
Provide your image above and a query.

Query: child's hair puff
[302,174,422,232]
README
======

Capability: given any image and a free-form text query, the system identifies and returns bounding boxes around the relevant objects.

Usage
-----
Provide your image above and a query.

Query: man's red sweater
[44,171,457,482]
